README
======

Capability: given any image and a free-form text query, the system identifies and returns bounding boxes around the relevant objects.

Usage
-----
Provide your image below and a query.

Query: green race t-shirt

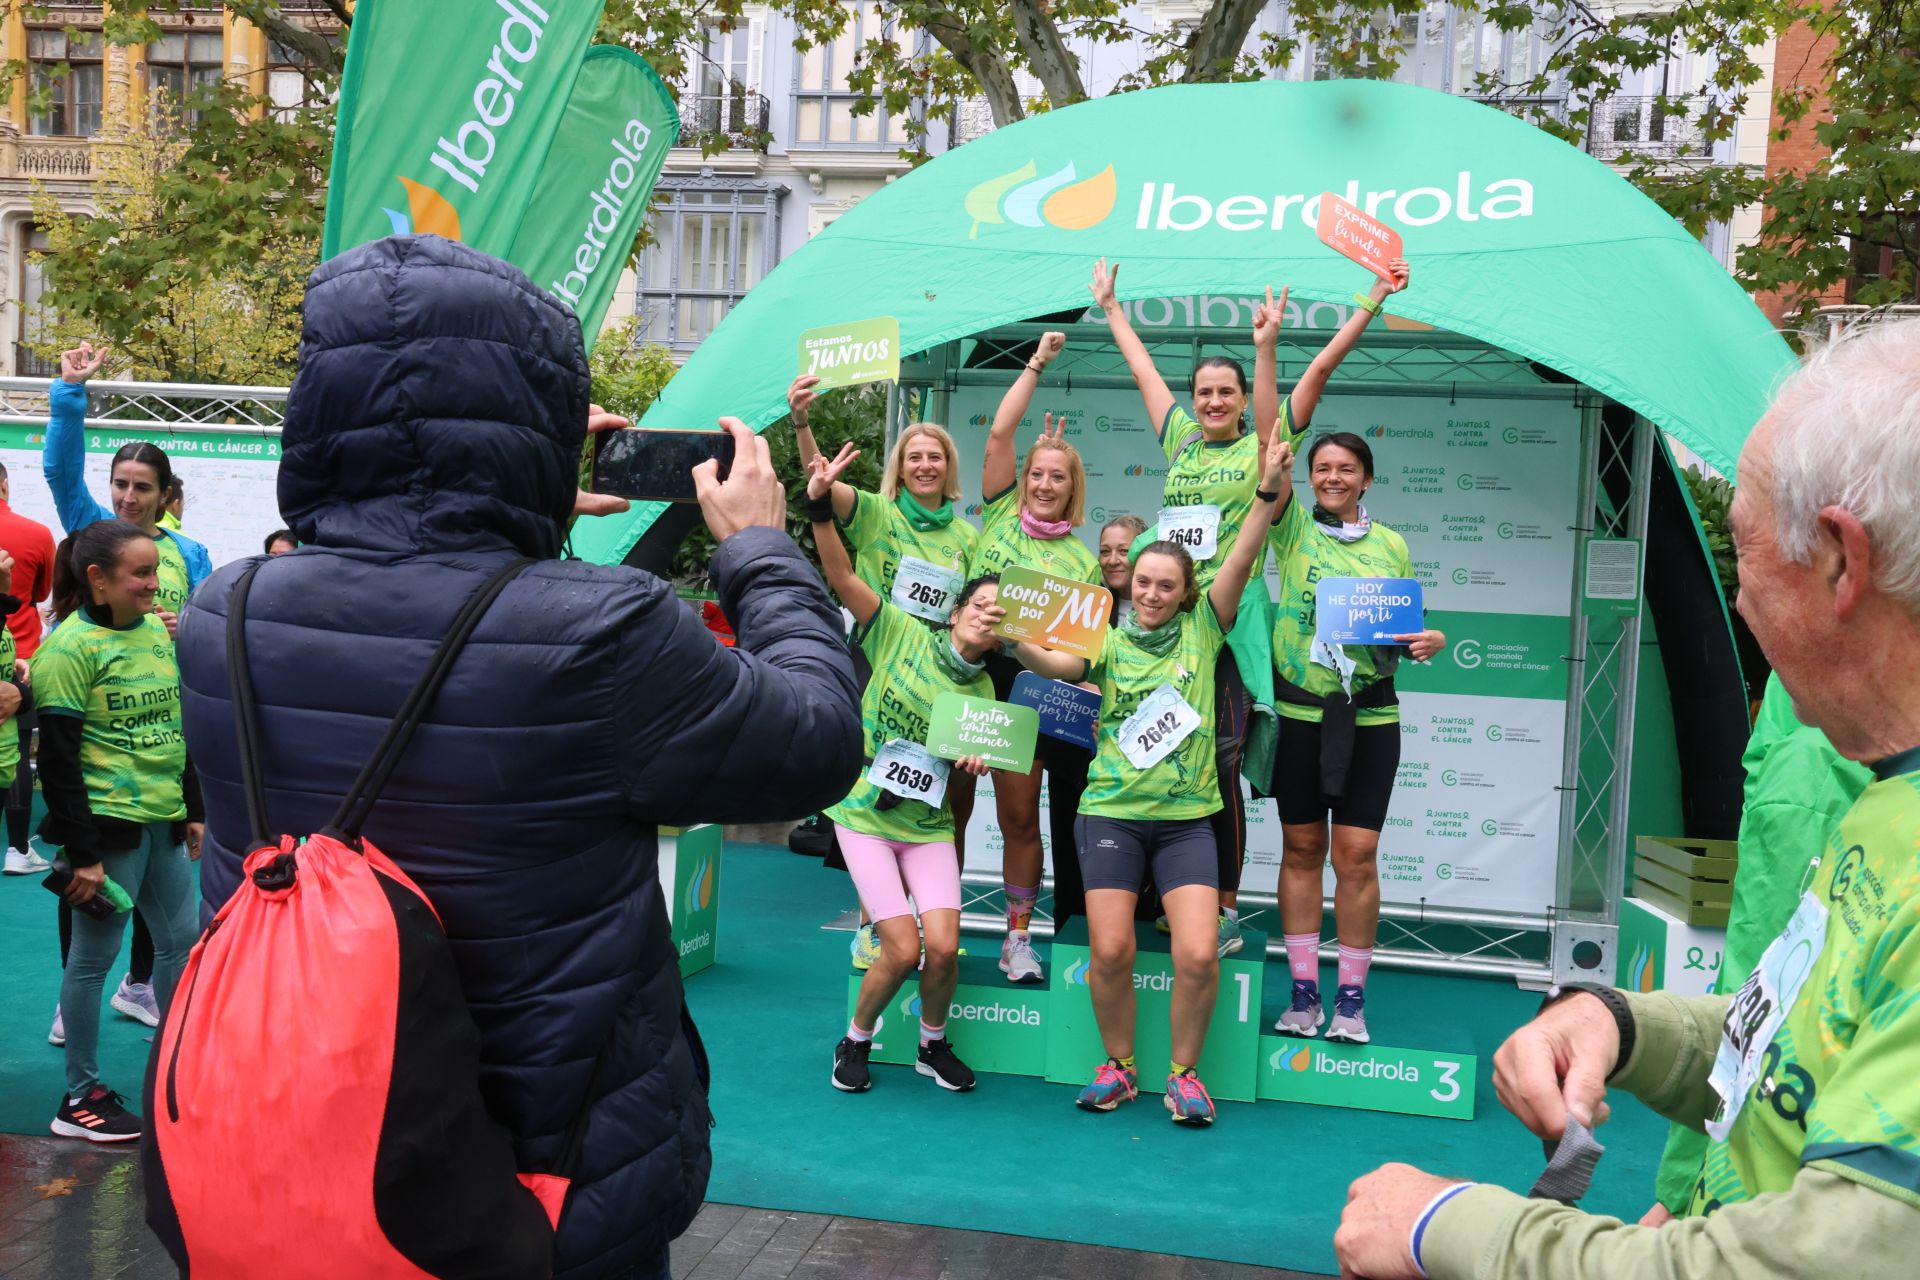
[154,533,190,622]
[1080,598,1227,822]
[825,602,994,844]
[840,487,979,610]
[1687,751,1920,1217]
[966,487,1100,586]
[0,623,17,787]
[1160,399,1307,588]
[1267,498,1412,727]
[33,610,185,823]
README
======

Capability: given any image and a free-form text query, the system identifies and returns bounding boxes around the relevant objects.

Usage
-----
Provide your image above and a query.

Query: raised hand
[1262,431,1295,491]
[60,342,107,384]
[1032,331,1066,369]
[787,374,821,427]
[1383,256,1410,295]
[807,441,860,500]
[1038,413,1069,450]
[1252,284,1289,347]
[1088,257,1120,311]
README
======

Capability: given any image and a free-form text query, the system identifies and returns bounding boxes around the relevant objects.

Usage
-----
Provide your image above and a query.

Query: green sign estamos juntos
[796,317,901,390]
[505,46,677,350]
[322,0,608,260]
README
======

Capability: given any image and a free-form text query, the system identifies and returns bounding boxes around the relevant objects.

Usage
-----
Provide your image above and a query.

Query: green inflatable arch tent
[580,77,1794,853]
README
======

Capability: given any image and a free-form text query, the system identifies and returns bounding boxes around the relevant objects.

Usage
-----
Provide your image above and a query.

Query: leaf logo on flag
[384,177,464,241]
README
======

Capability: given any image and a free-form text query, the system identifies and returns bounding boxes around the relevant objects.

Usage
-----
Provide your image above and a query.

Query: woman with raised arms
[1264,262,1444,1046]
[807,443,997,1096]
[1089,260,1404,956]
[1012,425,1296,1127]
[966,332,1099,985]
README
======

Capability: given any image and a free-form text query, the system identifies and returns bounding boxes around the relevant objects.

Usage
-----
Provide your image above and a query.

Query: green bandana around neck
[933,634,988,683]
[1119,609,1182,657]
[896,490,954,531]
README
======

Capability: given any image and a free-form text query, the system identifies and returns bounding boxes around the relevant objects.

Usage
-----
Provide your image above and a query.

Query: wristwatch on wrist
[1255,487,1281,504]
[1541,983,1636,1080]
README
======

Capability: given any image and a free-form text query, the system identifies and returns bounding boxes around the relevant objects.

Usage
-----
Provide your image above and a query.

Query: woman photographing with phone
[968,332,1100,985]
[38,519,201,1142]
[1014,427,1296,1126]
[807,443,997,1095]
[1090,260,1395,955]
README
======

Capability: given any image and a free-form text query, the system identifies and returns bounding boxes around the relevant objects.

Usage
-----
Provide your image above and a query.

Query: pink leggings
[833,825,963,923]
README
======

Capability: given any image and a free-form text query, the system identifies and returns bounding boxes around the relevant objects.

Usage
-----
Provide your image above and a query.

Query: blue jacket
[44,379,213,587]
[176,236,863,1278]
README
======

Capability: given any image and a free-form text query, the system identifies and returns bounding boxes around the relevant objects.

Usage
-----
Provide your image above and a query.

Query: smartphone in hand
[592,429,735,503]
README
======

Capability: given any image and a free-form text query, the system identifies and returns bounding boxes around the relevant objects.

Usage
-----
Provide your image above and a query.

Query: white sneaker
[4,846,50,875]
[999,929,1044,984]
[111,979,160,1028]
[49,1005,64,1047]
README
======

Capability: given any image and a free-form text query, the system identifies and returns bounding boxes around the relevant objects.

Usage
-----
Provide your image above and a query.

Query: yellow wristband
[1352,291,1383,316]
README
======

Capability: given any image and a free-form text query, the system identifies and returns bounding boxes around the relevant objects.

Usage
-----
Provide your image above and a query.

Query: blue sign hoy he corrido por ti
[1314,577,1425,646]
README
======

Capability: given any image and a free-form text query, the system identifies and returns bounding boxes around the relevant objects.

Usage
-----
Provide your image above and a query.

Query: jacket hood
[279,235,589,558]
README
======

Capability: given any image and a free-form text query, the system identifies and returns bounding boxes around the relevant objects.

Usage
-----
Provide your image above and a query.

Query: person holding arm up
[967,335,1100,985]
[1014,426,1297,1127]
[1264,275,1445,1046]
[45,345,212,637]
[1092,260,1406,953]
[806,443,998,1095]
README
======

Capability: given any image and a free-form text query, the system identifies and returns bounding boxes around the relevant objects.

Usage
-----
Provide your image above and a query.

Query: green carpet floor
[0,838,1672,1276]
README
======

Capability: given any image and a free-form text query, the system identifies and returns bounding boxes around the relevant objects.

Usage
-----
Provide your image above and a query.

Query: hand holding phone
[591,428,735,503]
[695,417,786,542]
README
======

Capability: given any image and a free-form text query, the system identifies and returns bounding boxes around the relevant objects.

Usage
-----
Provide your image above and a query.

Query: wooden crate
[1635,835,1739,881]
[1631,877,1730,928]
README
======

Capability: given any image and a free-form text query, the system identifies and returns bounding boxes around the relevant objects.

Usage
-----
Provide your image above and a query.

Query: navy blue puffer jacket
[177,236,862,1278]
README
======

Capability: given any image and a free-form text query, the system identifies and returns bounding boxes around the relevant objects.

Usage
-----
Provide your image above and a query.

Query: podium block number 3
[1430,1059,1463,1103]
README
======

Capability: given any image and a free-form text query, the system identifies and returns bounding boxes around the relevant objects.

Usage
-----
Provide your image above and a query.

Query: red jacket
[0,499,53,657]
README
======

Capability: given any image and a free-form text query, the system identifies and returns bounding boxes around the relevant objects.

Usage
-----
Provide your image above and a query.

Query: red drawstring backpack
[144,558,596,1278]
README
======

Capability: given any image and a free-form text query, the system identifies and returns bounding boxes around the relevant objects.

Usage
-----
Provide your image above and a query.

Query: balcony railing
[1587,95,1712,162]
[677,85,771,152]
[950,96,996,147]
[8,136,96,180]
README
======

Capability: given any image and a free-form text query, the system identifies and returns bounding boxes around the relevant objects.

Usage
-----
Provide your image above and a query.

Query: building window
[792,1,921,148]
[27,29,104,137]
[17,224,59,378]
[635,178,784,350]
[267,35,337,117]
[147,31,225,125]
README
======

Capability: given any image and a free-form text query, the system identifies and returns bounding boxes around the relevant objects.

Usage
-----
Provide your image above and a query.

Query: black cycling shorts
[1271,716,1401,832]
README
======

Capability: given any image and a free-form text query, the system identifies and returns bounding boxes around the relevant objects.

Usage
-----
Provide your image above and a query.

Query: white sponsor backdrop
[944,384,1583,916]
[0,424,283,574]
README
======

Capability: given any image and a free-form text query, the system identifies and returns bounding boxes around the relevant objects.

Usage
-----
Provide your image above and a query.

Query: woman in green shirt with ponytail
[1014,425,1295,1127]
[1090,259,1403,956]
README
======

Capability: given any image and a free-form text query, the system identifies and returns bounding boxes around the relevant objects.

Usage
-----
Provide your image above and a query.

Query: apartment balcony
[1587,95,1712,162]
[678,86,772,153]
[0,134,96,182]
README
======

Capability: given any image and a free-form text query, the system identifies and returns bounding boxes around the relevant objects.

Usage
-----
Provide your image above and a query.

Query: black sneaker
[915,1037,977,1092]
[832,1037,874,1092]
[52,1086,142,1143]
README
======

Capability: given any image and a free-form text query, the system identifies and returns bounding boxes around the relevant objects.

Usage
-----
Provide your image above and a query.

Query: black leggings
[1210,651,1251,895]
[60,902,155,986]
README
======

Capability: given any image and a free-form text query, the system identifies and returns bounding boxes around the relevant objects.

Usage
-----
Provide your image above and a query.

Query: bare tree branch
[1182,0,1266,82]
[1006,0,1087,105]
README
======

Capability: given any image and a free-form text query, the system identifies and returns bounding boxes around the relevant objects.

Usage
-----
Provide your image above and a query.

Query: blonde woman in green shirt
[1091,259,1406,955]
[806,443,999,1095]
[968,332,1100,986]
[1014,426,1295,1126]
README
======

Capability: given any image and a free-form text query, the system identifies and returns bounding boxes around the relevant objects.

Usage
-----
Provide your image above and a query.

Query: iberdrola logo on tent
[1269,1043,1312,1073]
[385,178,464,240]
[965,161,1117,239]
[685,853,714,916]
[1065,956,1092,986]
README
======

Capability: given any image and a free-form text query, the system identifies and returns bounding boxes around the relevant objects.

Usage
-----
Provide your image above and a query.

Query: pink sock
[1337,944,1374,991]
[846,1020,874,1043]
[1284,933,1320,984]
[920,1020,946,1045]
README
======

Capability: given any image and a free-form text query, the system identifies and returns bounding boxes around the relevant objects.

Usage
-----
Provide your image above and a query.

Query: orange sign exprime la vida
[1316,193,1404,283]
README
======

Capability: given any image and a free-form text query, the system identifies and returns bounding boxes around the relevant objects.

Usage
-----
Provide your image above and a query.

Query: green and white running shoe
[850,923,881,972]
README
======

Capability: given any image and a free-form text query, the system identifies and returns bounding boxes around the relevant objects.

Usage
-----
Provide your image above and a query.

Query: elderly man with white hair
[1334,318,1920,1279]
